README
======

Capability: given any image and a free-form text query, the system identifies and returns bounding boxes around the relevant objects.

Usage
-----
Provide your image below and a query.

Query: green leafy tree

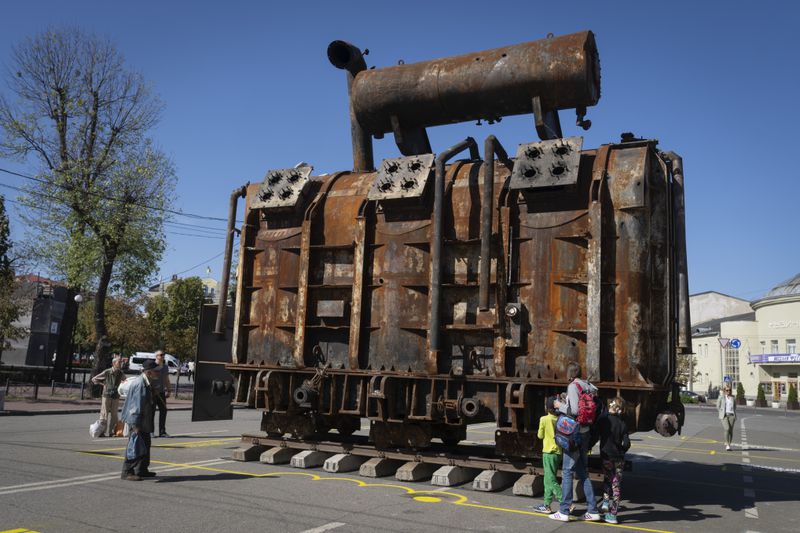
[736,382,746,403]
[756,383,766,402]
[0,28,176,375]
[146,277,205,360]
[676,352,699,387]
[788,383,798,405]
[75,294,159,356]
[0,196,26,361]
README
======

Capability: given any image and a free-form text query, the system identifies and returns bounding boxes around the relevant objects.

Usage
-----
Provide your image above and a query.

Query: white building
[147,275,220,304]
[691,274,800,402]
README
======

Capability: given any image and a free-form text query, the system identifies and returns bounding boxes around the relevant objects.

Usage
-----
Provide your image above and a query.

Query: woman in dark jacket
[598,397,631,524]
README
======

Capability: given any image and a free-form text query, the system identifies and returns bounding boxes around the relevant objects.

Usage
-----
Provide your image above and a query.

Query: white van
[128,352,181,374]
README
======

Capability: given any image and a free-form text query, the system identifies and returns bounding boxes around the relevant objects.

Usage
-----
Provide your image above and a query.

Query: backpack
[575,381,598,426]
[555,414,582,451]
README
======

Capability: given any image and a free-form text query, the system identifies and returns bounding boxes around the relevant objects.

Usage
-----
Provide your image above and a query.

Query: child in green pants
[534,395,562,513]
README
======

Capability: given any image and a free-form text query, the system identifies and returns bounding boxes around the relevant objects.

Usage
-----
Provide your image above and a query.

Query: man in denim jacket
[551,362,601,522]
[120,360,158,481]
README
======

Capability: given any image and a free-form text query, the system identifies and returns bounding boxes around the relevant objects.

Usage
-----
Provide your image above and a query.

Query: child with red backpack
[551,362,601,522]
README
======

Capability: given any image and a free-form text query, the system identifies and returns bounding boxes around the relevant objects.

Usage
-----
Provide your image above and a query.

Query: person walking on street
[551,362,601,522]
[91,355,126,437]
[150,350,171,438]
[119,360,158,480]
[717,383,737,450]
[598,397,631,524]
[534,395,562,514]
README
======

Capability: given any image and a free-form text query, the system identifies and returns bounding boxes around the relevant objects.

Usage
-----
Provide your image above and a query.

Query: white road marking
[0,459,230,496]
[748,464,800,474]
[744,507,760,519]
[298,522,347,533]
[740,418,758,520]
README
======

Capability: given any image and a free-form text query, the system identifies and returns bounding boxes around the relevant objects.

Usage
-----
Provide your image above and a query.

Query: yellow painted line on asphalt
[81,451,673,533]
[88,437,240,452]
[634,443,800,464]
[1,529,39,533]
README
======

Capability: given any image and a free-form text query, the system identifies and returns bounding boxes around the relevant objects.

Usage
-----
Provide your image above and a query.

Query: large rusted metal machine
[193,30,690,463]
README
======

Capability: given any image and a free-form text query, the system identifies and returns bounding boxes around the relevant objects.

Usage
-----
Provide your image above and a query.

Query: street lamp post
[67,293,83,383]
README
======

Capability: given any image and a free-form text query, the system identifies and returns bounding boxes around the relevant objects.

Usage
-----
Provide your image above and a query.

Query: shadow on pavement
[619,455,800,524]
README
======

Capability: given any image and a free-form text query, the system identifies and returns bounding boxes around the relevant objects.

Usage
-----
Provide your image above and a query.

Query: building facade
[691,275,800,402]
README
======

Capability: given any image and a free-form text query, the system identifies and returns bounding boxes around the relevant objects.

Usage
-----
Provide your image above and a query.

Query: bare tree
[0,28,176,375]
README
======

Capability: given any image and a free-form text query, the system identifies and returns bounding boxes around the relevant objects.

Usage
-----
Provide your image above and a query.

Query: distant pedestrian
[150,350,171,438]
[188,360,195,382]
[598,397,631,524]
[717,384,736,450]
[551,362,601,522]
[91,355,126,437]
[119,360,159,481]
[533,395,562,514]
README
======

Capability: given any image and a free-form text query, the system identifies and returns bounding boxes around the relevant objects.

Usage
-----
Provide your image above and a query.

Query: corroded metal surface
[351,31,600,136]
[209,31,688,461]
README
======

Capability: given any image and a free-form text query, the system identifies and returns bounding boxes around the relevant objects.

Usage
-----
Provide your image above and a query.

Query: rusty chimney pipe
[328,40,375,172]
[214,184,248,337]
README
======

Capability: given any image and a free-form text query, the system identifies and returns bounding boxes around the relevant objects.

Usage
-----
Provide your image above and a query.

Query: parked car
[127,352,180,374]
[680,390,706,403]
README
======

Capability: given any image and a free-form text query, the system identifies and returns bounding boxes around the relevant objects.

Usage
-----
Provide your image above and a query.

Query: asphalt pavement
[1,404,799,532]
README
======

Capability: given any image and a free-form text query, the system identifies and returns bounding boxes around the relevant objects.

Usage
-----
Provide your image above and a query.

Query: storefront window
[771,340,779,353]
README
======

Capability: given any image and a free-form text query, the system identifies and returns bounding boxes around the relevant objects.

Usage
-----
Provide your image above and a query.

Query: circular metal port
[461,398,482,418]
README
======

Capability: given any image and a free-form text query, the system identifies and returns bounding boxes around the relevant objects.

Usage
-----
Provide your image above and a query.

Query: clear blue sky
[1,0,798,301]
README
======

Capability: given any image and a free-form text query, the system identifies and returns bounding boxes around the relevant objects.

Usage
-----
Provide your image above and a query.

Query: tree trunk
[91,246,118,382]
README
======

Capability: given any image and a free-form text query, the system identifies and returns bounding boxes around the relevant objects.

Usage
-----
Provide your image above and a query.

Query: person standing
[534,395,562,514]
[91,355,126,437]
[717,384,737,450]
[551,362,601,522]
[598,397,631,524]
[119,360,158,480]
[150,351,171,438]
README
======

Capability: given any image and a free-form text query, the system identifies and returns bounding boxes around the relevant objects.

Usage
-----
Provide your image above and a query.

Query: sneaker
[138,471,157,478]
[583,512,601,522]
[122,474,142,481]
[549,511,570,522]
[533,504,552,514]
[604,513,618,524]
[726,444,731,451]
[600,499,610,513]
[159,432,171,438]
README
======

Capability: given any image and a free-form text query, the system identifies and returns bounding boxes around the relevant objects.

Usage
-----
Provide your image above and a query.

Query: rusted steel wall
[233,139,675,391]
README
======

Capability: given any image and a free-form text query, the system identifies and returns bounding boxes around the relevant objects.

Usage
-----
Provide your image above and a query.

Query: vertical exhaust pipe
[479,135,511,311]
[214,184,248,336]
[327,40,375,172]
[429,137,480,372]
[663,151,691,356]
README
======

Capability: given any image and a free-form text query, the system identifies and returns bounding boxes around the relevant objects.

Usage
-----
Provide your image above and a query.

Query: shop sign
[749,353,800,364]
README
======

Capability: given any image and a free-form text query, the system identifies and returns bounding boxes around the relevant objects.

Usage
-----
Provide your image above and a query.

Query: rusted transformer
[203,30,690,458]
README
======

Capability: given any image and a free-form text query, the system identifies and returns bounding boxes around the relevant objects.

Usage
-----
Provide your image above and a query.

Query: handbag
[126,432,147,460]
